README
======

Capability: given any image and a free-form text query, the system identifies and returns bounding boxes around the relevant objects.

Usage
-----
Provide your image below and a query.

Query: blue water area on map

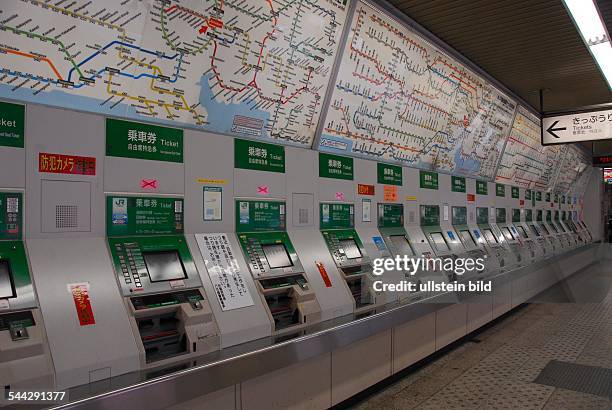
[452,148,482,177]
[198,73,270,138]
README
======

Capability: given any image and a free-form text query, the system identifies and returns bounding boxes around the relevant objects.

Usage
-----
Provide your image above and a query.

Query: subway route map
[0,0,349,146]
[318,1,517,179]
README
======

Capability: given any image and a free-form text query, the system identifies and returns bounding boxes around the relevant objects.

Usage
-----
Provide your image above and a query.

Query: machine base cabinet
[392,313,436,373]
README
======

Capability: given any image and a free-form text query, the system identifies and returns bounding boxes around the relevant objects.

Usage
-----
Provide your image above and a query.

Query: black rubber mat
[534,360,612,398]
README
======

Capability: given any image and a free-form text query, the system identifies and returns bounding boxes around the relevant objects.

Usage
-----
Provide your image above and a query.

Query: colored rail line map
[0,0,349,146]
[495,106,564,191]
[553,144,592,197]
[318,1,517,180]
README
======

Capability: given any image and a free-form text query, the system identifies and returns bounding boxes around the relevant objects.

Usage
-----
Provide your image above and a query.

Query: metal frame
[53,243,598,410]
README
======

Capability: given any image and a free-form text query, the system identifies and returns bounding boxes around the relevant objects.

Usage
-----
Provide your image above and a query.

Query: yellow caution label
[196,178,227,185]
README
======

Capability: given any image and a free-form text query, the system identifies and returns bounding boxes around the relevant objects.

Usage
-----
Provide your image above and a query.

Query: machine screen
[0,260,16,299]
[550,223,558,233]
[261,244,294,268]
[540,224,550,235]
[559,224,567,232]
[518,226,529,238]
[430,232,449,252]
[390,235,414,255]
[339,239,362,259]
[459,230,476,247]
[502,227,514,241]
[484,229,497,244]
[529,224,540,237]
[143,250,188,283]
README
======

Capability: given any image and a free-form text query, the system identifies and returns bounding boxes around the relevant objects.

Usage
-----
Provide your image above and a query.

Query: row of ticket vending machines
[0,189,593,394]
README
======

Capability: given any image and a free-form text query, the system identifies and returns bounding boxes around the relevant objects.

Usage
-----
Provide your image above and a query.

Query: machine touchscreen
[143,250,187,283]
[430,232,449,252]
[0,260,16,299]
[339,239,362,259]
[261,244,294,268]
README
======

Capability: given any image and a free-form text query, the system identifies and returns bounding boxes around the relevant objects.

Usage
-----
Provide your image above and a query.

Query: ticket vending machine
[544,209,564,250]
[236,199,321,335]
[552,210,572,249]
[524,208,551,258]
[560,210,579,247]
[420,205,460,279]
[490,207,522,270]
[320,202,383,314]
[511,208,541,262]
[450,206,490,278]
[534,208,560,255]
[0,192,53,391]
[106,195,220,369]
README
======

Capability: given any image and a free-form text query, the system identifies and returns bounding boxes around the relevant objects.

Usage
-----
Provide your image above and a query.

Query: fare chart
[318,1,517,180]
[0,0,349,146]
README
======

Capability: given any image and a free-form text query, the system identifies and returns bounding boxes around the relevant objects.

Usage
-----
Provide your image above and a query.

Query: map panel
[553,144,591,196]
[0,0,350,146]
[495,106,564,191]
[318,1,517,179]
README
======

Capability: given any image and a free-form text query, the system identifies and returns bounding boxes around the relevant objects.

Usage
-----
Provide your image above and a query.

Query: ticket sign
[476,180,488,195]
[320,203,354,229]
[512,186,520,199]
[378,203,403,227]
[106,196,184,236]
[39,153,96,175]
[525,190,532,200]
[451,176,466,193]
[419,171,438,190]
[234,138,285,173]
[236,200,285,232]
[536,191,542,201]
[542,109,612,145]
[496,184,505,197]
[0,101,24,148]
[0,192,22,240]
[106,118,183,163]
[319,153,353,180]
[420,205,439,226]
[377,163,402,185]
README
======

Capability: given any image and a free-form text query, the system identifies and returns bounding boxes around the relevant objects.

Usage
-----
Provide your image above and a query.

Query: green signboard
[320,203,354,229]
[378,203,404,227]
[0,101,25,148]
[496,208,506,223]
[512,209,521,223]
[106,118,183,163]
[234,138,285,173]
[377,163,402,185]
[419,171,438,190]
[496,184,505,197]
[319,153,353,180]
[451,206,467,226]
[420,205,439,226]
[476,207,489,224]
[106,195,184,236]
[511,186,520,199]
[451,176,466,193]
[546,192,551,202]
[236,200,286,232]
[536,191,542,201]
[0,192,22,240]
[525,190,532,200]
[476,180,488,195]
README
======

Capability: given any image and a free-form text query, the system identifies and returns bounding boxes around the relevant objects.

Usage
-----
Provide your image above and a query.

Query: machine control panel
[321,229,369,269]
[238,232,304,279]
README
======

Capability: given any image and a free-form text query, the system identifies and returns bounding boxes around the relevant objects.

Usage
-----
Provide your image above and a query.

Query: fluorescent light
[563,0,612,89]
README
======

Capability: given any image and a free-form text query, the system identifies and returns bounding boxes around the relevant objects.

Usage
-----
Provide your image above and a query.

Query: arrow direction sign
[542,109,612,145]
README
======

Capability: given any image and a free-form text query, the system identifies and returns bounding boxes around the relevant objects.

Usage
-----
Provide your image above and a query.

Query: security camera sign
[542,109,612,145]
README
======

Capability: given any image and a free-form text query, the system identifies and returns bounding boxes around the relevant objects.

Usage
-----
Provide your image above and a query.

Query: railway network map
[554,145,592,197]
[0,0,350,146]
[318,1,517,179]
[496,106,564,191]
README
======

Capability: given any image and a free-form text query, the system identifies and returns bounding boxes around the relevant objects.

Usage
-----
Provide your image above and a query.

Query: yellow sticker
[196,178,227,185]
[406,196,417,201]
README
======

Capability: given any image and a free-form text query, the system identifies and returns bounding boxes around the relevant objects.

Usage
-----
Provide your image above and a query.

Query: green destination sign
[496,208,506,223]
[536,191,542,201]
[496,184,505,197]
[0,192,23,240]
[106,118,183,163]
[377,163,402,185]
[476,207,489,224]
[320,203,354,229]
[236,200,286,232]
[476,180,488,195]
[451,206,467,226]
[511,186,520,199]
[525,189,532,200]
[451,176,466,193]
[420,205,439,226]
[512,209,521,223]
[378,203,404,227]
[420,171,438,190]
[319,153,353,180]
[234,138,285,173]
[0,101,25,148]
[107,195,184,236]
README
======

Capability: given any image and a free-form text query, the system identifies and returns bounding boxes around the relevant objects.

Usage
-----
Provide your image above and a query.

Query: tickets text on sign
[39,153,96,175]
[127,129,159,154]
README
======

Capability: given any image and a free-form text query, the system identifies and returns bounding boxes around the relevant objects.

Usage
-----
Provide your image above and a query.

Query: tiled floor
[350,250,612,409]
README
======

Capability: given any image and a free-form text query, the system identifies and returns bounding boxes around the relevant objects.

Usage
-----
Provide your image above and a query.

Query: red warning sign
[39,152,96,175]
[68,283,96,326]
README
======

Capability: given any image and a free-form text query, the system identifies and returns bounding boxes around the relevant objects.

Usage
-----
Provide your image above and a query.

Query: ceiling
[388,0,612,114]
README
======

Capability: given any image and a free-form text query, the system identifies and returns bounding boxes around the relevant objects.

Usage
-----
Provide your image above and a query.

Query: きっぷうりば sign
[106,118,183,163]
[542,109,612,145]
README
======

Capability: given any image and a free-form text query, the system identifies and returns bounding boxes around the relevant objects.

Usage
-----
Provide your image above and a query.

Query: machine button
[9,325,29,341]
[136,283,142,288]
[191,300,203,310]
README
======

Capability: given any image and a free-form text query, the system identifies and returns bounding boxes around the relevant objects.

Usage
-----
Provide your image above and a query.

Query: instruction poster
[196,234,254,311]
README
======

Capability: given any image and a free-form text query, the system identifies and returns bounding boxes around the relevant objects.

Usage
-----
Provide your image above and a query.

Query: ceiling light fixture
[562,0,612,89]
